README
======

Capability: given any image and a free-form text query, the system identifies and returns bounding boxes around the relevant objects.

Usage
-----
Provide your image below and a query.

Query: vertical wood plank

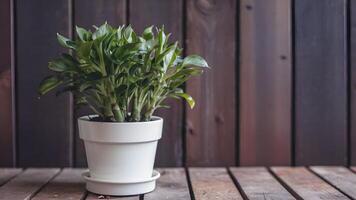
[186,0,236,166]
[271,167,349,200]
[129,0,184,167]
[239,0,292,166]
[0,168,22,186]
[0,0,11,70]
[189,168,243,199]
[0,0,14,167]
[294,0,348,165]
[31,168,86,200]
[351,0,356,165]
[144,168,191,200]
[0,168,60,200]
[74,0,126,167]
[310,166,356,199]
[230,167,296,199]
[16,0,72,167]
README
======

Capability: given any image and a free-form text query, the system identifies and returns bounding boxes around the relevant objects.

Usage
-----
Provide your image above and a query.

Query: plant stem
[131,90,141,121]
[112,104,124,122]
[143,108,155,121]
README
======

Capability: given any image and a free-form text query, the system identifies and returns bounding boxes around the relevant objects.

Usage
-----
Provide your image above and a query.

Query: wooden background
[0,0,355,167]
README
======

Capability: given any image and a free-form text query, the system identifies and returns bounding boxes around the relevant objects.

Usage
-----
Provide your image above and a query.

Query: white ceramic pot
[78,115,163,195]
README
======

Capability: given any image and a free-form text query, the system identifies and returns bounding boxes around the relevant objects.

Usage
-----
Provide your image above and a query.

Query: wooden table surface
[1,167,356,200]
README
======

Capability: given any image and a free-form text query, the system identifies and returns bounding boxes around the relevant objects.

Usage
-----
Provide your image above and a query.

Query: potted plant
[38,23,208,196]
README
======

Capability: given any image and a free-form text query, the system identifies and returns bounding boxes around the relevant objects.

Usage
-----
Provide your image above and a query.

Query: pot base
[82,170,160,196]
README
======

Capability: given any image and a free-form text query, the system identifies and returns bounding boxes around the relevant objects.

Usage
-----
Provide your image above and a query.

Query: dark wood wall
[1,0,355,167]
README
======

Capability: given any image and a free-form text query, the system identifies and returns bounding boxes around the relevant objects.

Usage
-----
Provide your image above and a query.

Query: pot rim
[78,115,163,125]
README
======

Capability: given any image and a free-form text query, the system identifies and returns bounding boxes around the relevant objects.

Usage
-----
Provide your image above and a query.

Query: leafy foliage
[38,23,209,122]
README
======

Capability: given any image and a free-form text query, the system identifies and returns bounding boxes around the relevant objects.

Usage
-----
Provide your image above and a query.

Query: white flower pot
[78,115,163,196]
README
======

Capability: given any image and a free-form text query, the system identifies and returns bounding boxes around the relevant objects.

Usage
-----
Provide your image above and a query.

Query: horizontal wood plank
[0,168,60,200]
[310,166,356,199]
[144,168,190,200]
[230,167,295,200]
[2,167,356,199]
[271,167,349,200]
[189,168,242,200]
[32,168,86,200]
[0,168,22,186]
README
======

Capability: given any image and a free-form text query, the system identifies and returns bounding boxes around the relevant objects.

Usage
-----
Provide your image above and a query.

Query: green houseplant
[38,23,208,196]
[39,23,208,122]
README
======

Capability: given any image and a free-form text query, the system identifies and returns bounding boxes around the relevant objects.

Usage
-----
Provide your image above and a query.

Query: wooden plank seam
[268,168,303,199]
[29,169,62,199]
[309,167,356,200]
[227,168,250,200]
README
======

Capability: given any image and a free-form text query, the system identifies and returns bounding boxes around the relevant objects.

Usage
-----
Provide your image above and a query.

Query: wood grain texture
[230,167,295,200]
[294,0,348,165]
[189,168,242,200]
[0,70,14,167]
[144,168,190,200]
[310,166,356,199]
[0,0,11,70]
[32,168,86,200]
[0,0,13,167]
[0,168,22,186]
[186,0,236,166]
[0,168,60,200]
[239,0,292,166]
[74,0,126,167]
[129,0,184,167]
[16,0,72,167]
[271,167,349,200]
[351,0,356,165]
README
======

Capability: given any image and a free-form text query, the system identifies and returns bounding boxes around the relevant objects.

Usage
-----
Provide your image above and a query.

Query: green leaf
[79,82,92,92]
[93,40,105,74]
[143,26,154,40]
[92,22,111,39]
[158,27,166,53]
[157,104,170,109]
[75,96,87,105]
[48,59,68,72]
[62,53,78,66]
[156,43,176,64]
[57,33,74,49]
[76,26,91,41]
[163,42,178,71]
[124,25,134,42]
[48,55,77,72]
[38,76,63,95]
[175,92,195,109]
[182,55,209,68]
[76,41,93,59]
